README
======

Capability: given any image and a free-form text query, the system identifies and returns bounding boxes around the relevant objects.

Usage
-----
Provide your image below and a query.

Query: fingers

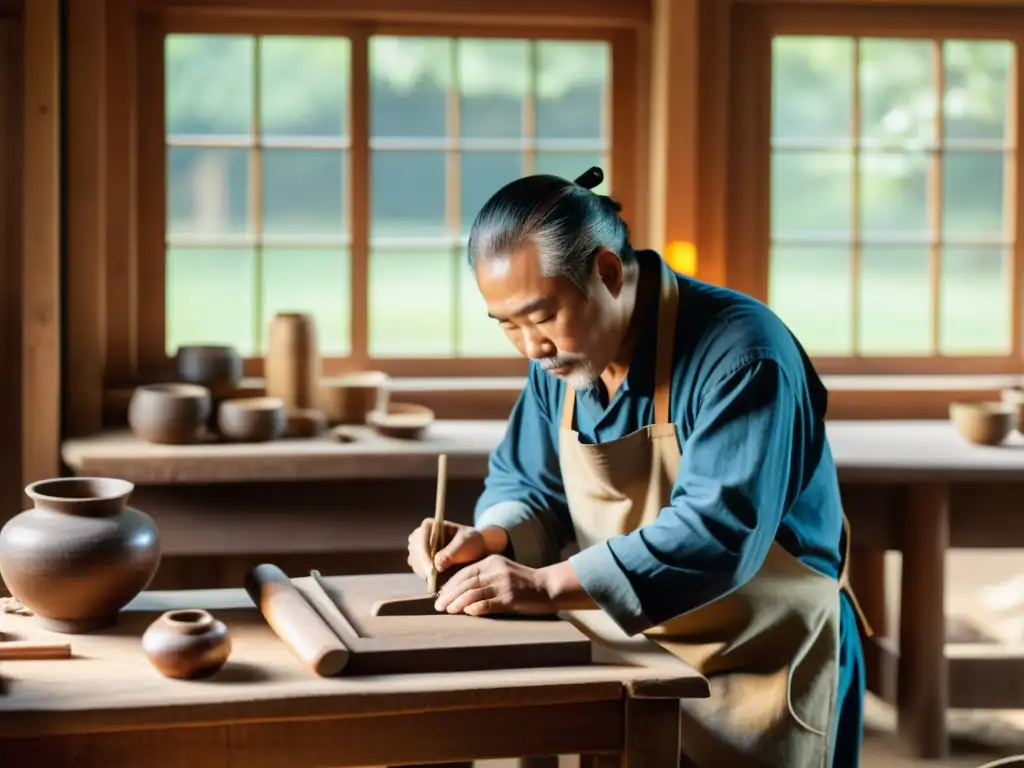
[434,526,477,570]
[406,518,434,577]
[443,587,495,615]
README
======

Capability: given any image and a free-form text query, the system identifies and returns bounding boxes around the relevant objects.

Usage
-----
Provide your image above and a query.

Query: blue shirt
[474,250,846,636]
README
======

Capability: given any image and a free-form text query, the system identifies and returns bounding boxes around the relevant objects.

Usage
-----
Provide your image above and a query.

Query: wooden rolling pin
[244,563,350,676]
[0,641,72,660]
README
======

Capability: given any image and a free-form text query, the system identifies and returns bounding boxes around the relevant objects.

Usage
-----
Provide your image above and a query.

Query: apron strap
[838,513,875,638]
[561,384,576,430]
[653,260,680,425]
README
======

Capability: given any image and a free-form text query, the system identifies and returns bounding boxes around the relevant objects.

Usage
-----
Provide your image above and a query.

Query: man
[406,168,868,768]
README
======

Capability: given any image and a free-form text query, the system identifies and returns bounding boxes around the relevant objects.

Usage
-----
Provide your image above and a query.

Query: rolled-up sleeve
[474,365,575,568]
[568,355,805,635]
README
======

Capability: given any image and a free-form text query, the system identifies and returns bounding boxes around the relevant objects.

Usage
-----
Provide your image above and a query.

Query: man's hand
[406,520,509,584]
[433,554,557,616]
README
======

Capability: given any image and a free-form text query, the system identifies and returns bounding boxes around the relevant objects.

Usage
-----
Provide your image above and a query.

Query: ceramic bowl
[318,371,390,425]
[217,397,286,443]
[175,345,243,399]
[949,401,1015,446]
[128,383,212,445]
[367,401,434,440]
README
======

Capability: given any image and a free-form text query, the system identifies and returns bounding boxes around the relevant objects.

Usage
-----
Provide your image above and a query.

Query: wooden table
[828,421,1024,760]
[0,586,709,768]
[61,419,1024,760]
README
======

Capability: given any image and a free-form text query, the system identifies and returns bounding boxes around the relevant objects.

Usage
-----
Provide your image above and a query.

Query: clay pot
[128,383,212,444]
[318,371,390,425]
[0,477,161,633]
[284,408,327,438]
[1001,386,1024,432]
[142,609,232,679]
[949,402,1015,446]
[175,345,243,399]
[218,397,286,442]
[265,313,320,410]
[367,401,434,440]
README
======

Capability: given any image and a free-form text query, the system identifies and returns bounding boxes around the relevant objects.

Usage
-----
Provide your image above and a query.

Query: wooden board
[292,573,592,675]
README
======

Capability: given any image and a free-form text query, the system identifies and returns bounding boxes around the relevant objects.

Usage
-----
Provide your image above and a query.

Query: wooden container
[218,397,286,443]
[318,371,390,425]
[367,401,434,440]
[949,401,1015,446]
[265,313,320,410]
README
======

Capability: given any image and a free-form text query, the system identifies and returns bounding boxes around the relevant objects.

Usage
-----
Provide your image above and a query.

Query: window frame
[129,7,648,383]
[727,3,1024,376]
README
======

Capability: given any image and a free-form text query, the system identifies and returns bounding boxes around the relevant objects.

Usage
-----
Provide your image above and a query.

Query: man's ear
[593,248,624,297]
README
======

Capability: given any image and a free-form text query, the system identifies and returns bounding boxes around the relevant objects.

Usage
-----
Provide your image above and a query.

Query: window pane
[858,39,935,149]
[771,36,853,143]
[940,247,1010,354]
[943,151,1007,239]
[860,152,928,239]
[459,254,510,356]
[535,152,608,193]
[370,249,455,357]
[165,34,253,137]
[263,248,350,355]
[262,149,346,237]
[259,36,349,139]
[943,40,1013,142]
[461,151,524,233]
[166,248,256,355]
[371,151,446,239]
[458,39,529,139]
[167,147,250,237]
[771,151,852,239]
[535,41,609,141]
[860,247,931,354]
[769,247,852,355]
[370,37,451,138]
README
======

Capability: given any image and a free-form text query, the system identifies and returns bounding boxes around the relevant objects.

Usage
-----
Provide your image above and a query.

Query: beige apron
[558,259,872,767]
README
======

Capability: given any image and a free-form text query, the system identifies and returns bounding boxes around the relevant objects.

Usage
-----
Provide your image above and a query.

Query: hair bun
[573,166,604,190]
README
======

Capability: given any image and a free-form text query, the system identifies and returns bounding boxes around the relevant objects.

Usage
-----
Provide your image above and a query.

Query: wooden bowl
[175,345,243,399]
[284,408,327,438]
[217,397,286,443]
[949,401,1015,446]
[318,371,390,425]
[367,402,434,440]
[128,383,212,445]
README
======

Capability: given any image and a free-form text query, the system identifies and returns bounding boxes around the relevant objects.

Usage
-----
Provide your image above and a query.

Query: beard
[539,354,601,390]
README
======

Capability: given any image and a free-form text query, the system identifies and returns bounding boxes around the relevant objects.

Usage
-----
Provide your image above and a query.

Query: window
[162,32,611,372]
[729,6,1023,375]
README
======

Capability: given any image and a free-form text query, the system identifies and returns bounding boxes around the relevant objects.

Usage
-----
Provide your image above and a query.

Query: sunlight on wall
[665,241,697,276]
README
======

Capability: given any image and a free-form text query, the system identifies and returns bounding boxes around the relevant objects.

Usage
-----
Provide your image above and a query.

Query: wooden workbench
[0,586,709,767]
[60,419,1024,759]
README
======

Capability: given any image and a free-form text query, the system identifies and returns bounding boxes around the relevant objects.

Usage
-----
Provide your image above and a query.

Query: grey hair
[466,169,634,291]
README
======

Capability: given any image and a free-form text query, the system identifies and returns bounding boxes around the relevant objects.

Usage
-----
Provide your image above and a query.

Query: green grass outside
[166,244,1008,360]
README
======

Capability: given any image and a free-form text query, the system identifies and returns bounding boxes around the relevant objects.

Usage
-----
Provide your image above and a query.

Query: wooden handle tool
[426,453,448,595]
[244,563,350,677]
[0,641,72,660]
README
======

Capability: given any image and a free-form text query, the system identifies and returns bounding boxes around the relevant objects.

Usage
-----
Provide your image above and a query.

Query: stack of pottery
[0,477,161,633]
[175,344,245,433]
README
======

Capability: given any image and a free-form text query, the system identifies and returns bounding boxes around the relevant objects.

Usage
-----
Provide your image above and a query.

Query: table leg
[897,482,949,759]
[849,546,888,698]
[622,699,680,768]
[518,758,559,768]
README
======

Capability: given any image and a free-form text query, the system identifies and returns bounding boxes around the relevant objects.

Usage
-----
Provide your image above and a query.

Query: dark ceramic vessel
[0,477,161,633]
[217,397,286,442]
[142,609,232,679]
[175,345,243,399]
[128,383,212,444]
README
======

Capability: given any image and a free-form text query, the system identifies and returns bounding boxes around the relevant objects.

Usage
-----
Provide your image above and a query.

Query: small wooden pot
[142,609,232,680]
[265,313,320,410]
[218,397,286,443]
[367,401,434,440]
[128,383,211,445]
[949,401,1015,446]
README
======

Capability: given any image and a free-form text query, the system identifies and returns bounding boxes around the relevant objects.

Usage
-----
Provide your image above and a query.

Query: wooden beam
[646,0,698,264]
[22,0,61,486]
[66,0,109,437]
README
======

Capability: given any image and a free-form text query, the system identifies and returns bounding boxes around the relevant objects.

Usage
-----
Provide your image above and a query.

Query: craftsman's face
[476,241,625,390]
